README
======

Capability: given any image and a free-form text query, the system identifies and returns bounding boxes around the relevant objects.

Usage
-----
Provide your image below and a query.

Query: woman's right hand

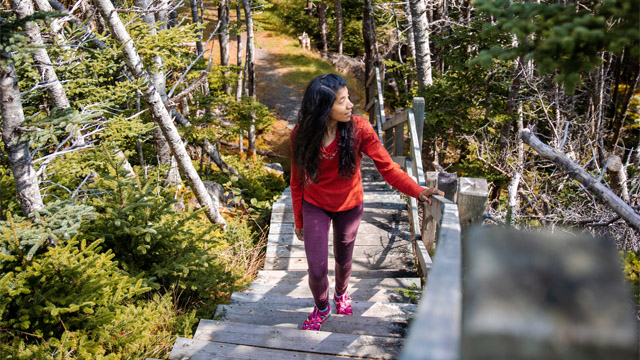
[295,228,304,241]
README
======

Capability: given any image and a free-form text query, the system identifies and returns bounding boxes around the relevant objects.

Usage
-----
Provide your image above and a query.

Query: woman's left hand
[418,188,445,205]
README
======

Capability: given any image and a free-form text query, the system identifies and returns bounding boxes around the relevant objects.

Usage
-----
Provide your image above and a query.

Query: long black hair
[292,74,356,182]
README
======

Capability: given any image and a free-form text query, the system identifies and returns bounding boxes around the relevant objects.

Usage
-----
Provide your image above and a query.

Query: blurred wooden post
[426,171,438,188]
[462,228,640,360]
[457,177,488,234]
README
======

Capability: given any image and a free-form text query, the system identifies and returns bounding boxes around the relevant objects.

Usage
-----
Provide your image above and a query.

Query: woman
[290,74,443,331]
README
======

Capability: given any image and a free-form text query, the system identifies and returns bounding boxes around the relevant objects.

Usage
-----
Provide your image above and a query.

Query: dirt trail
[254,34,302,127]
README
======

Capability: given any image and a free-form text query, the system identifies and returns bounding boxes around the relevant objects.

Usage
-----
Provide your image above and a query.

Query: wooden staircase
[167,158,421,359]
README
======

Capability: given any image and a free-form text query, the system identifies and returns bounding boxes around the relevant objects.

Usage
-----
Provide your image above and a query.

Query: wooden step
[226,293,416,314]
[233,283,417,304]
[268,222,411,236]
[270,209,408,223]
[168,337,348,360]
[267,232,411,247]
[214,305,411,337]
[192,320,402,359]
[254,269,419,283]
[265,243,413,259]
[264,254,414,271]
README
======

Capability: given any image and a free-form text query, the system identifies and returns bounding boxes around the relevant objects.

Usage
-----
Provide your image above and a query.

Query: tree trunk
[363,0,378,107]
[242,0,256,156]
[335,0,343,55]
[134,0,183,189]
[317,1,328,57]
[219,0,230,93]
[520,129,640,232]
[408,0,433,87]
[235,3,244,102]
[190,0,203,55]
[606,155,630,203]
[0,64,44,217]
[9,0,70,110]
[404,1,416,61]
[506,104,524,226]
[92,0,226,226]
[609,71,639,151]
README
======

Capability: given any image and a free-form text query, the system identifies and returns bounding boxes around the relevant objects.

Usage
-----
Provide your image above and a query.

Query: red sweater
[290,115,425,228]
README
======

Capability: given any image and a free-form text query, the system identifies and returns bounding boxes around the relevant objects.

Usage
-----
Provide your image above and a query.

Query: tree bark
[506,105,524,226]
[219,0,230,93]
[520,129,640,232]
[9,0,70,110]
[242,0,256,156]
[92,0,226,226]
[0,64,44,217]
[317,1,328,57]
[408,0,433,87]
[235,3,244,102]
[363,0,378,106]
[404,1,416,61]
[190,0,203,55]
[334,0,343,55]
[606,155,630,203]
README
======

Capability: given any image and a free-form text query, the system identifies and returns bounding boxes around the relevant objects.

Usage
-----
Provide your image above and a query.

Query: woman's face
[328,87,353,124]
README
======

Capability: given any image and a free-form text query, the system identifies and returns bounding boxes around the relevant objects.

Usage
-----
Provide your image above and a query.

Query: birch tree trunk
[242,0,256,156]
[404,1,416,61]
[219,0,230,94]
[190,0,203,55]
[92,0,226,226]
[1,64,44,217]
[317,1,328,57]
[506,104,524,226]
[235,3,244,102]
[408,0,433,87]
[134,0,182,188]
[9,0,70,110]
[335,0,343,55]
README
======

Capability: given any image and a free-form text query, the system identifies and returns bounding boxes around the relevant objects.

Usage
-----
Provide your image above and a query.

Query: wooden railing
[365,68,638,360]
[365,68,488,360]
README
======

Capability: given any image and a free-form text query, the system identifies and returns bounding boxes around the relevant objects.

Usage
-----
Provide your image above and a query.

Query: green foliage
[2,201,96,261]
[395,283,422,304]
[0,11,63,69]
[622,251,640,305]
[473,0,639,93]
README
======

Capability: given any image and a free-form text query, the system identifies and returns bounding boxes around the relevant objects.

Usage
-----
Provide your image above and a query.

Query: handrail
[401,196,462,360]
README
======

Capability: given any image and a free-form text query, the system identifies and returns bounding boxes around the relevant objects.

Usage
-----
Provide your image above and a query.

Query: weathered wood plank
[437,172,458,202]
[169,337,347,360]
[234,284,416,304]
[265,243,412,259]
[269,208,408,223]
[401,200,462,360]
[461,228,639,360]
[247,275,419,293]
[382,111,407,131]
[215,306,411,338]
[267,233,410,248]
[264,255,414,271]
[227,294,417,316]
[193,320,403,359]
[269,222,411,236]
[253,269,419,283]
[456,177,488,234]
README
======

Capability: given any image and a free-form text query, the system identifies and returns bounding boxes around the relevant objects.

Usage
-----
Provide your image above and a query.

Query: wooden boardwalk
[168,157,420,359]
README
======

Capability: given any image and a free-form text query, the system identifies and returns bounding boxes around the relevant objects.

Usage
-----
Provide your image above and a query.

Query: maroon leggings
[302,199,364,310]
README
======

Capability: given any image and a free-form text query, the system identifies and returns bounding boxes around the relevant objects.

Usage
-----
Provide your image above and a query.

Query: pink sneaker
[301,306,331,331]
[334,292,353,315]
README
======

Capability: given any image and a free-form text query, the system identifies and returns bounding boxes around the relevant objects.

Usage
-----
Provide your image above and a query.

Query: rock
[263,163,284,177]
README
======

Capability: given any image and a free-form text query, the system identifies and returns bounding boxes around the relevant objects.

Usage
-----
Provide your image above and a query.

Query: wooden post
[394,123,404,156]
[462,228,639,360]
[413,97,425,147]
[426,171,438,188]
[438,172,457,202]
[384,115,394,153]
[457,177,488,234]
[407,159,432,280]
